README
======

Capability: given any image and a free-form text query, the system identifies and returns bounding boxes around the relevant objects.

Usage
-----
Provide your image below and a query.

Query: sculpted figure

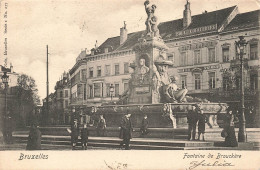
[163,76,188,103]
[137,58,149,82]
[144,0,160,37]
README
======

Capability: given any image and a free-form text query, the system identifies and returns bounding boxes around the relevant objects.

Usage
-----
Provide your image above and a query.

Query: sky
[0,0,259,101]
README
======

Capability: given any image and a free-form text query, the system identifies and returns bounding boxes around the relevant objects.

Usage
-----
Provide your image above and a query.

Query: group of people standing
[187,104,206,141]
[187,104,239,147]
[119,113,149,150]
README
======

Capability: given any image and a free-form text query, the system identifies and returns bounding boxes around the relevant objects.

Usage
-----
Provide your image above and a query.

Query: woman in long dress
[223,110,238,147]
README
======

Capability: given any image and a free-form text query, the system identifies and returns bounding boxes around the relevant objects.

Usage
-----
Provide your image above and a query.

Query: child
[140,114,149,137]
[81,123,89,150]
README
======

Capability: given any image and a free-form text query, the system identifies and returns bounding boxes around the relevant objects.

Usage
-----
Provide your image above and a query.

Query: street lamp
[1,71,9,142]
[235,36,248,142]
[1,71,9,115]
[109,84,114,101]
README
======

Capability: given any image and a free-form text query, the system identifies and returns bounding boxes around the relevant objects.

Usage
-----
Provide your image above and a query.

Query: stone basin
[76,103,228,128]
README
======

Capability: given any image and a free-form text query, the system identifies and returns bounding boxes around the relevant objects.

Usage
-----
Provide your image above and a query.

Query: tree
[16,74,41,126]
[17,74,40,105]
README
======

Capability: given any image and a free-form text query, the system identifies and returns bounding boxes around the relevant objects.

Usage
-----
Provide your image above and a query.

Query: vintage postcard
[0,0,260,169]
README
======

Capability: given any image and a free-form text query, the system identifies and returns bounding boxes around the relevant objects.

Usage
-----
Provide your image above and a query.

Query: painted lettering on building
[176,24,217,37]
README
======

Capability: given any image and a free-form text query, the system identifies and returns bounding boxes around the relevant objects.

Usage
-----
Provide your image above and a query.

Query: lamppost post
[235,36,248,142]
[1,71,9,143]
[109,84,114,102]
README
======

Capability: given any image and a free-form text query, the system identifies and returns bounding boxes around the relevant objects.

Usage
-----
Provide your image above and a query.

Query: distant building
[54,72,71,124]
[42,72,71,125]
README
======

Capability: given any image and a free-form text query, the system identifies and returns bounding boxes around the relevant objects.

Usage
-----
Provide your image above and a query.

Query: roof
[223,10,260,32]
[115,31,145,51]
[98,36,121,53]
[89,5,259,55]
[159,6,237,40]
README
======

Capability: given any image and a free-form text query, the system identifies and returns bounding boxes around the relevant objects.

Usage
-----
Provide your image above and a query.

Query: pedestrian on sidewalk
[140,114,149,137]
[26,123,42,150]
[3,110,14,144]
[187,104,198,141]
[223,110,238,147]
[197,104,206,141]
[81,123,89,150]
[71,120,79,150]
[96,115,106,137]
[119,112,133,150]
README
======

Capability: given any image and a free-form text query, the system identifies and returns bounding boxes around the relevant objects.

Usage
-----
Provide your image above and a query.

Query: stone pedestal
[128,37,169,104]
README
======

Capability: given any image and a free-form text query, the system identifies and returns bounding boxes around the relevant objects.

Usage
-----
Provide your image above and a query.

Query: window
[65,100,69,108]
[194,74,201,90]
[115,84,119,97]
[60,91,63,98]
[194,50,201,64]
[84,85,87,100]
[208,48,216,63]
[89,67,93,78]
[235,77,241,90]
[105,65,111,76]
[222,47,229,62]
[115,64,119,75]
[180,52,187,66]
[65,90,68,98]
[94,83,101,97]
[81,69,87,81]
[208,72,216,89]
[97,66,101,77]
[250,44,258,60]
[222,77,230,91]
[89,85,93,98]
[180,75,187,89]
[124,82,129,92]
[124,63,129,74]
[106,83,110,97]
[250,74,258,90]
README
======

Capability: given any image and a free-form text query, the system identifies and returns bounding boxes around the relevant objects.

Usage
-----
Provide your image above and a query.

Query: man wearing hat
[119,112,133,150]
[187,104,198,140]
[71,119,79,150]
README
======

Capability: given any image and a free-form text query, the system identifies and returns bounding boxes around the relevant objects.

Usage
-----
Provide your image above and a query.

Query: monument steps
[13,134,254,150]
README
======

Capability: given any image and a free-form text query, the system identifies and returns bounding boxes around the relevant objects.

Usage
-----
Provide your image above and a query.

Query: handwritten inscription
[183,153,241,170]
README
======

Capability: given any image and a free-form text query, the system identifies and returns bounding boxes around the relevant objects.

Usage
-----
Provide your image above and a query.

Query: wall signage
[176,24,217,37]
[178,64,220,73]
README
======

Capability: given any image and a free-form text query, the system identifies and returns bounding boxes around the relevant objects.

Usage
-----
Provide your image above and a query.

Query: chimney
[120,21,128,45]
[183,0,191,28]
[91,48,95,56]
[10,63,13,73]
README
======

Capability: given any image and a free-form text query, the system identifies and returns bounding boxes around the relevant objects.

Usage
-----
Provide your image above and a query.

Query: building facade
[68,2,259,125]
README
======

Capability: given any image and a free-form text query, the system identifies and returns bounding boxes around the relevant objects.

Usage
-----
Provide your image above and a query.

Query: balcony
[230,58,249,69]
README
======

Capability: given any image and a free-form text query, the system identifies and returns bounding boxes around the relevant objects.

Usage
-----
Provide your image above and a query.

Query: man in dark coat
[26,124,42,150]
[71,120,79,150]
[81,123,89,150]
[140,114,149,137]
[197,104,206,141]
[119,112,133,150]
[187,105,198,141]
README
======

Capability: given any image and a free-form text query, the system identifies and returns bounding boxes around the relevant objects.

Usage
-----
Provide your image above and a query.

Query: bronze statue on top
[144,0,160,38]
